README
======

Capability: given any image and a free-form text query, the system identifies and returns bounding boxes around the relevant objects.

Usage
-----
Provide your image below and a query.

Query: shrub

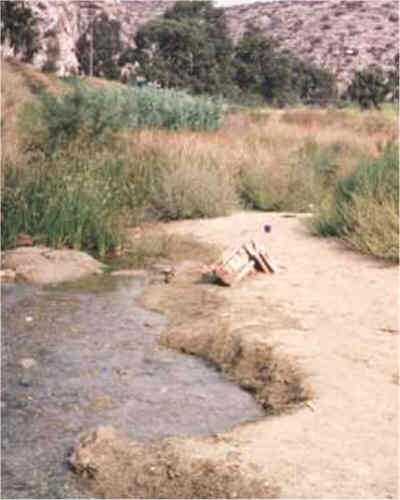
[23,84,224,154]
[127,87,223,131]
[312,142,399,261]
[347,64,392,110]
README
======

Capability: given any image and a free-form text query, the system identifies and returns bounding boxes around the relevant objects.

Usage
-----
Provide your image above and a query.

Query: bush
[347,64,392,110]
[312,142,399,261]
[127,87,223,131]
[24,83,224,154]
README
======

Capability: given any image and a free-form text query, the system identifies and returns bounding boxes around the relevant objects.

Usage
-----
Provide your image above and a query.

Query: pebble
[19,374,33,387]
[20,358,37,370]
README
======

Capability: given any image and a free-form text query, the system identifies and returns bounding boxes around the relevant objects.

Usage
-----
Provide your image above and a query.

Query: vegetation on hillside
[1,1,398,110]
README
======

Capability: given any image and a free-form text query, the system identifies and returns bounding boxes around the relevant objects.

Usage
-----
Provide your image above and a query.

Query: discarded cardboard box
[211,239,277,286]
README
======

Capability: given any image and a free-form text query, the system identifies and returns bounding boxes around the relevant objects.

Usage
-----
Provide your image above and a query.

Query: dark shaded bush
[1,1,39,61]
[347,64,392,109]
[76,12,122,79]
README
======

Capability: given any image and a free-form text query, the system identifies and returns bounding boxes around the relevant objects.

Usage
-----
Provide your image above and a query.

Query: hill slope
[1,0,398,89]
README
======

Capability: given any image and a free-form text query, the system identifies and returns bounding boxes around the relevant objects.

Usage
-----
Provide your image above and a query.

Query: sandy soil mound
[69,426,278,499]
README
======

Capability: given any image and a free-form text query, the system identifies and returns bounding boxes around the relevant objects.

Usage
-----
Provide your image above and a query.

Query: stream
[1,274,264,498]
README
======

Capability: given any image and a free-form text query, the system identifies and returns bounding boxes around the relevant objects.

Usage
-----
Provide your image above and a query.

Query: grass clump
[1,154,125,258]
[239,140,341,212]
[312,142,399,261]
[152,156,240,220]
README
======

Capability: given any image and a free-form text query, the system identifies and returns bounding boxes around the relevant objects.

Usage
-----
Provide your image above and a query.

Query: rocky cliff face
[2,0,398,89]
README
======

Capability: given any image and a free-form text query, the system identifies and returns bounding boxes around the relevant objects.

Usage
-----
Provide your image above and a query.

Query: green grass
[311,142,399,261]
[1,156,124,257]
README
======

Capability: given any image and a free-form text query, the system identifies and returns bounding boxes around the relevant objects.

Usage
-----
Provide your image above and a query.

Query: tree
[233,24,335,106]
[1,1,39,61]
[76,12,122,79]
[124,0,234,95]
[347,64,391,110]
[387,53,399,104]
[290,57,336,106]
[233,24,283,97]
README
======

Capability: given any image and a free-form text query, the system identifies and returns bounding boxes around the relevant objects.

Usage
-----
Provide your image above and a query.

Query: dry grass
[342,194,399,261]
[106,228,219,271]
[3,61,397,261]
[70,426,279,499]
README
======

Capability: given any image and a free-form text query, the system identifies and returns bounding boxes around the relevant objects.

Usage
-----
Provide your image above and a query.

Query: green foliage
[387,54,399,103]
[290,58,336,106]
[127,0,234,96]
[312,142,399,260]
[1,157,124,257]
[233,24,335,106]
[129,87,223,130]
[25,82,129,153]
[1,1,39,61]
[76,12,122,79]
[347,64,392,110]
[24,83,224,154]
[233,25,283,98]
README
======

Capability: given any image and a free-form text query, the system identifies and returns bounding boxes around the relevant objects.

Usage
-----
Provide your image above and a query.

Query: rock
[150,263,176,284]
[19,358,38,370]
[19,374,33,387]
[69,426,118,474]
[0,269,16,281]
[15,233,35,247]
[2,246,104,285]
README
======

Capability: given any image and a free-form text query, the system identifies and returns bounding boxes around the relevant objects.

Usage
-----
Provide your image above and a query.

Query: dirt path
[161,211,398,499]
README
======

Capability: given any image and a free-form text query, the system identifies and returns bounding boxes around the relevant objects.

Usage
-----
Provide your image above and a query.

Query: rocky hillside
[1,0,398,90]
[226,0,398,89]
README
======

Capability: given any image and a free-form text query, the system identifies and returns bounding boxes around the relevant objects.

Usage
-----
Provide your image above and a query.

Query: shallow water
[2,275,264,498]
